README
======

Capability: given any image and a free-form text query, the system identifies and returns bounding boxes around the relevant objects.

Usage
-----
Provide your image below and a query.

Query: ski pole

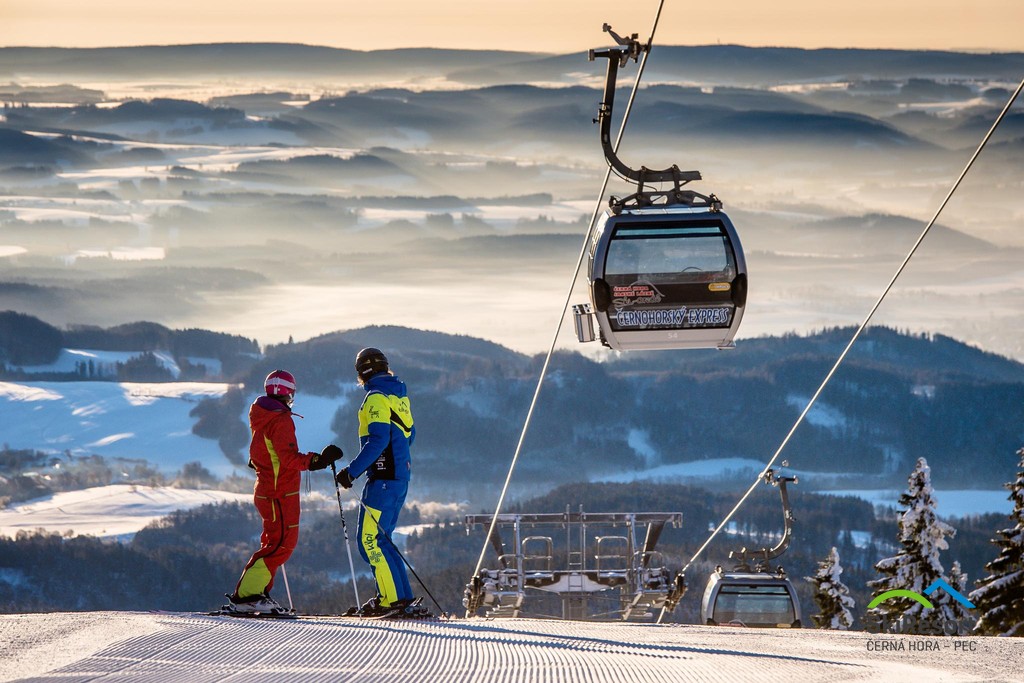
[330,460,362,607]
[280,563,294,613]
[355,497,446,616]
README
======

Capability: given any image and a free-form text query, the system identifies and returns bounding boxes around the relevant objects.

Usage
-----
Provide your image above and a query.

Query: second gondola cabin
[701,568,802,628]
[574,204,747,351]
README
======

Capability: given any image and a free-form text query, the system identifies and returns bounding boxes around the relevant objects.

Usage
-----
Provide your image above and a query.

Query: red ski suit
[233,395,311,601]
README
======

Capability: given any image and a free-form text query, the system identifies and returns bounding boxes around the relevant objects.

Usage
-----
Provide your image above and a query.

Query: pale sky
[1,0,1022,52]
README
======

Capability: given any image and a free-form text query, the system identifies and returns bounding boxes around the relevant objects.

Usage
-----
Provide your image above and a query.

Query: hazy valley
[1,44,1023,358]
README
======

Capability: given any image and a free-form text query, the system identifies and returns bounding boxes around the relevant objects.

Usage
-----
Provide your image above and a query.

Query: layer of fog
[2,63,1022,361]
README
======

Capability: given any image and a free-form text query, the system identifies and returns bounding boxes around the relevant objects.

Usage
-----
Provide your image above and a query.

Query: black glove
[335,467,355,489]
[308,444,344,471]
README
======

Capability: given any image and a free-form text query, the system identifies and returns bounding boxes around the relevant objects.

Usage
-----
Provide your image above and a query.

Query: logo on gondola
[616,308,688,328]
[614,306,732,330]
[612,280,664,308]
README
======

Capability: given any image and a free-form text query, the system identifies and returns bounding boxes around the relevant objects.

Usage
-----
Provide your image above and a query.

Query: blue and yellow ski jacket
[348,373,414,481]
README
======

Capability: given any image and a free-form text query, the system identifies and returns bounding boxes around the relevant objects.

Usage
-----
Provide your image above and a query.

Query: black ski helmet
[355,347,389,383]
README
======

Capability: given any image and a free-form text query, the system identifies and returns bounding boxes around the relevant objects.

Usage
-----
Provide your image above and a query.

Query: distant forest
[0,480,1010,628]
[0,448,247,508]
[0,311,259,380]
[2,312,1024,489]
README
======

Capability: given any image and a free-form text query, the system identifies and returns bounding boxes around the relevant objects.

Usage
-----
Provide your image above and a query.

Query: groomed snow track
[0,612,1019,682]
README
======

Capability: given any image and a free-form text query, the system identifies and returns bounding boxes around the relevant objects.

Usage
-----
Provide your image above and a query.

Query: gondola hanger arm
[726,469,797,571]
[589,24,701,188]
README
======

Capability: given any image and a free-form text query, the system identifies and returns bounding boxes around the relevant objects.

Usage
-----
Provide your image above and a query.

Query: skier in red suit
[224,369,342,614]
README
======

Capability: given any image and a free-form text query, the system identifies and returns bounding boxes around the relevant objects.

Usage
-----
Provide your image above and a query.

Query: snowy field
[0,483,423,550]
[0,378,239,476]
[0,485,250,540]
[601,457,771,482]
[0,376,357,478]
[14,348,222,378]
[829,489,1014,519]
[0,611,1020,683]
[602,460,1013,518]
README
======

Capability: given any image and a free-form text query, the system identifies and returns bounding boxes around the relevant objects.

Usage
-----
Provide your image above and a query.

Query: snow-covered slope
[0,378,352,478]
[0,485,250,540]
[0,379,237,476]
[603,461,1013,517]
[0,611,1019,683]
[829,488,1014,519]
[14,348,186,378]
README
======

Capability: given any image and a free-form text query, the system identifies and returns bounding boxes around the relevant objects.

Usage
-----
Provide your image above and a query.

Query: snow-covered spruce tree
[868,457,958,630]
[807,546,855,629]
[970,447,1024,636]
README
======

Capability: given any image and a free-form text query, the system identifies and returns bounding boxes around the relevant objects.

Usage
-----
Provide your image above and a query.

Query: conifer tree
[942,560,972,628]
[868,457,958,628]
[970,447,1024,636]
[807,546,855,629]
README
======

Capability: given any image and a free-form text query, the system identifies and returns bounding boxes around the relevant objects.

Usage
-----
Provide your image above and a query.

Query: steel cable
[659,74,1024,623]
[468,1,669,606]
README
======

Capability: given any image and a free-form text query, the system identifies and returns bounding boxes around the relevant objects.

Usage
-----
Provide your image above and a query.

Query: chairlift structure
[700,470,803,628]
[573,26,747,351]
[462,508,687,621]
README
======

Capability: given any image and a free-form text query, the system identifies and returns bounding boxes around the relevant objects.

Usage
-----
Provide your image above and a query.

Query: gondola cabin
[701,568,802,628]
[574,206,747,351]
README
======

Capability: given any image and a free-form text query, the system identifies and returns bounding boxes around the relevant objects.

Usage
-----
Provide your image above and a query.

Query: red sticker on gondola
[612,284,656,297]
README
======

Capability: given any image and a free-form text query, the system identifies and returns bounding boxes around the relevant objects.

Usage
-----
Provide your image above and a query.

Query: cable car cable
[657,74,1024,624]
[467,2,668,605]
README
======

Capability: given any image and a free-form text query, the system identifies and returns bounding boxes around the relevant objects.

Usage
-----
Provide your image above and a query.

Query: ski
[339,597,439,620]
[340,611,442,621]
[201,597,445,621]
[207,608,298,619]
[203,610,446,621]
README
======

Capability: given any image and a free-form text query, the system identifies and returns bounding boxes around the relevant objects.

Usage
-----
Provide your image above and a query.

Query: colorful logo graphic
[868,578,976,611]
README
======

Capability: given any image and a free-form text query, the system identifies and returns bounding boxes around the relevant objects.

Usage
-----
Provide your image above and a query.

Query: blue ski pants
[357,478,413,606]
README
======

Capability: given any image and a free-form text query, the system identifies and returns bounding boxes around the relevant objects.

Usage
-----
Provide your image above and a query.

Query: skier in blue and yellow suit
[335,347,416,614]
